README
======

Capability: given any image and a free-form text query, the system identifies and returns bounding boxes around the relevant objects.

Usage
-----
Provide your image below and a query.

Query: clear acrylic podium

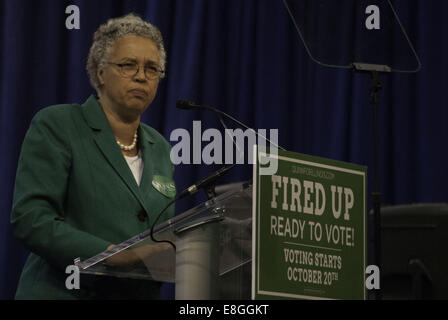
[74,183,252,299]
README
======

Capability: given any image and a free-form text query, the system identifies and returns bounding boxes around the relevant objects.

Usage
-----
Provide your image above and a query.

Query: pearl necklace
[116,131,138,151]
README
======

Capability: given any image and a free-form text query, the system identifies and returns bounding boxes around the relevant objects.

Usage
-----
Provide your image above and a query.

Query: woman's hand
[104,244,140,267]
[104,243,173,267]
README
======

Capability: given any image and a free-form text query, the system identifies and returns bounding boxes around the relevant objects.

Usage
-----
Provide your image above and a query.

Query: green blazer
[11,95,175,300]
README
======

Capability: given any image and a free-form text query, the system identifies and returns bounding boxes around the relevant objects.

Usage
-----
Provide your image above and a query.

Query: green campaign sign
[252,148,367,300]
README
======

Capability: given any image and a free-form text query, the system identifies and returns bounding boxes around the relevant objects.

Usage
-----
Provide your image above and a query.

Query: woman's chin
[127,95,152,109]
[121,102,148,119]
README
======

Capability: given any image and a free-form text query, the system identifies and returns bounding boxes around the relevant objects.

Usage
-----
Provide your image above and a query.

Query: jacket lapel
[81,95,148,212]
[138,125,155,195]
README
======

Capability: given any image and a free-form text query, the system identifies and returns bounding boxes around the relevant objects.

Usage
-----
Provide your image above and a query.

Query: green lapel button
[152,175,176,198]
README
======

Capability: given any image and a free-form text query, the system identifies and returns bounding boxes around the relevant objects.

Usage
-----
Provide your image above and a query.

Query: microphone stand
[149,163,237,250]
[162,100,281,251]
[205,113,241,200]
[176,100,286,152]
[353,63,390,300]
[177,100,286,200]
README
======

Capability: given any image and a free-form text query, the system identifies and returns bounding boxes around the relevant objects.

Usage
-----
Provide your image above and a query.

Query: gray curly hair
[87,13,166,93]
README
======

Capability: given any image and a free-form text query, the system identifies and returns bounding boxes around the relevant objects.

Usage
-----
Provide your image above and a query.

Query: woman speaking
[11,13,176,299]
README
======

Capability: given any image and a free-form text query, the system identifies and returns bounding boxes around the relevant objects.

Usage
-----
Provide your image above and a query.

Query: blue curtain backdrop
[0,0,447,299]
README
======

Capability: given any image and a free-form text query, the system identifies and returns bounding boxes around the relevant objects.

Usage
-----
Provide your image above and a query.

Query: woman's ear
[97,67,105,87]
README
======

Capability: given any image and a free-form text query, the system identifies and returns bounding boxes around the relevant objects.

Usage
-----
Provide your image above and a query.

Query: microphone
[176,100,286,151]
[149,163,236,250]
[176,100,201,110]
[176,164,237,200]
[152,100,260,250]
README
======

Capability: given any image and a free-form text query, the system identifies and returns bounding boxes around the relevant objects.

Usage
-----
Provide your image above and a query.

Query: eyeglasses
[107,61,164,80]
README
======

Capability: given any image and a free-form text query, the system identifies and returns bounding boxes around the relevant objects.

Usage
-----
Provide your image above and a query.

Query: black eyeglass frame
[106,61,165,80]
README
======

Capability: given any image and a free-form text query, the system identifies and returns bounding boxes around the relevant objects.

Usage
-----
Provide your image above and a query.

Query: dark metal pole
[370,71,382,300]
